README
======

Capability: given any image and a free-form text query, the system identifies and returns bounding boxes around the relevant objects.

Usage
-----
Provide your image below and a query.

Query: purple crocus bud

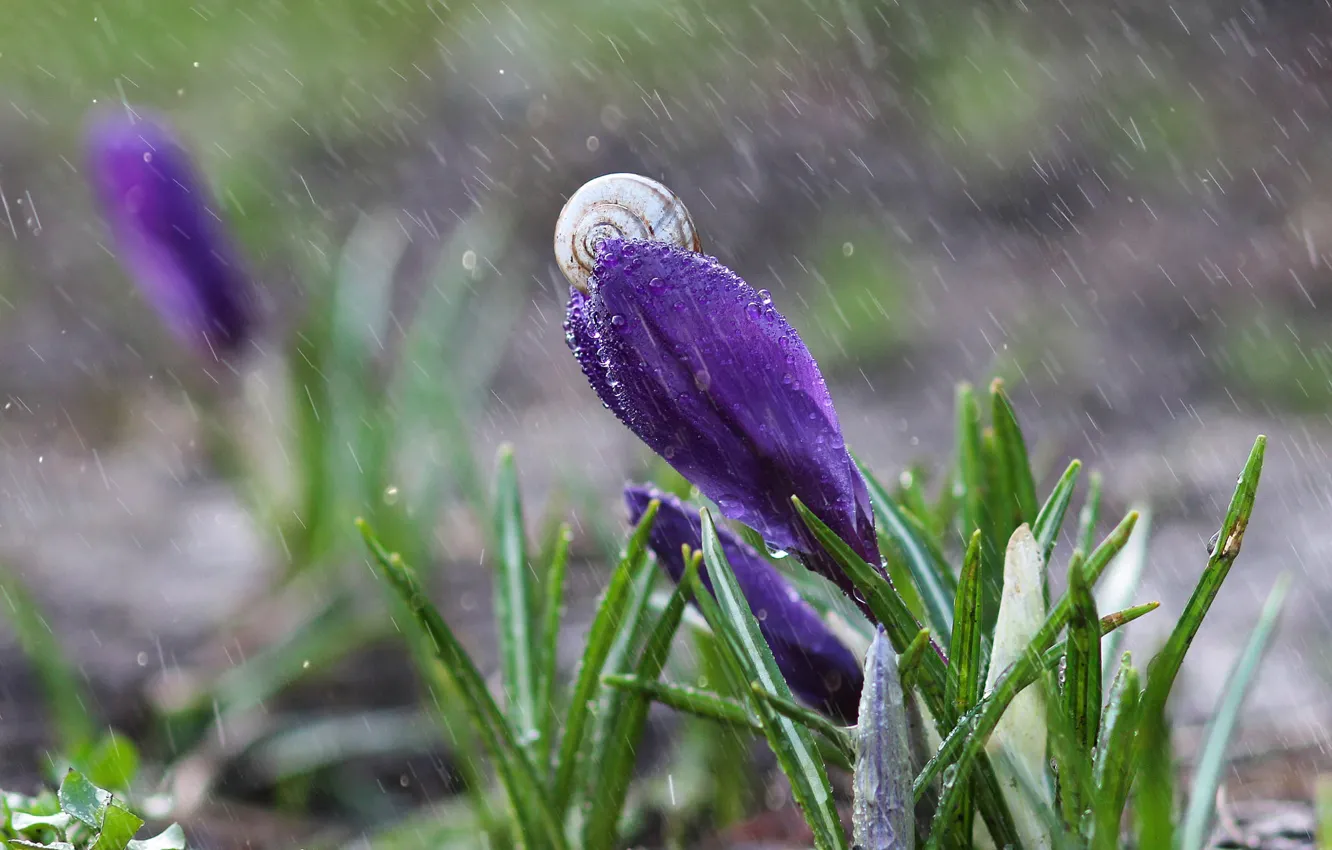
[566,239,879,604]
[626,485,863,723]
[86,111,252,359]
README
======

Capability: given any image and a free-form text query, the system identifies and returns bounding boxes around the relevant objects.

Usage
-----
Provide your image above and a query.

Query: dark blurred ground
[1,0,1332,829]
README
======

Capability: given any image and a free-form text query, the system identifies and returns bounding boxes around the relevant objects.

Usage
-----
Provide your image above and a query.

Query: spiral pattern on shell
[554,173,700,291]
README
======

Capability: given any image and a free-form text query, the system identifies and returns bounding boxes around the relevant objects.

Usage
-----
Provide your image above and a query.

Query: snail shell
[554,173,700,291]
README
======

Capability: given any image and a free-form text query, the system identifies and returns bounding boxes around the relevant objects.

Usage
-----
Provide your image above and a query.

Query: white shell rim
[554,172,700,291]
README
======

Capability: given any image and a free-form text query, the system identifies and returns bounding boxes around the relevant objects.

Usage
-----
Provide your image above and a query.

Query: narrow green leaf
[913,513,1140,829]
[1060,551,1101,828]
[931,460,960,540]
[699,510,848,850]
[1089,656,1141,850]
[948,530,985,719]
[1134,668,1176,849]
[1097,509,1151,684]
[896,466,933,535]
[991,378,1039,526]
[793,497,1021,847]
[0,566,96,754]
[1076,471,1104,556]
[491,445,538,753]
[1032,460,1082,563]
[603,675,759,732]
[747,684,857,766]
[357,520,567,850]
[550,500,658,816]
[1139,435,1266,785]
[535,523,573,769]
[793,497,945,708]
[857,457,956,641]
[1179,573,1291,850]
[583,555,696,850]
[897,627,933,695]
[946,530,984,842]
[954,383,987,558]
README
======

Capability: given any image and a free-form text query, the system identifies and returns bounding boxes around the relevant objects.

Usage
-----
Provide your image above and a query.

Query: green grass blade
[1139,435,1266,776]
[550,500,658,816]
[1097,509,1151,684]
[1032,460,1082,562]
[535,523,573,771]
[1089,656,1141,850]
[1134,668,1176,850]
[603,675,759,733]
[912,514,1140,830]
[897,466,933,535]
[794,497,1021,847]
[1075,471,1104,556]
[897,627,933,695]
[699,510,849,850]
[356,520,566,850]
[582,555,696,850]
[954,383,988,573]
[747,684,857,765]
[857,457,956,641]
[0,563,96,756]
[1179,573,1291,850]
[491,445,538,755]
[948,530,985,719]
[1060,551,1101,828]
[990,379,1039,526]
[793,497,946,707]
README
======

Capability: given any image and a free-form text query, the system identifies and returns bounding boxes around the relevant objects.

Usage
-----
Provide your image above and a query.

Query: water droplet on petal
[610,314,626,327]
[758,288,773,305]
[717,496,746,518]
[745,302,762,320]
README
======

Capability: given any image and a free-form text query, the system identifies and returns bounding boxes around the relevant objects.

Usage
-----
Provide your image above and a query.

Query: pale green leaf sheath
[979,524,1052,850]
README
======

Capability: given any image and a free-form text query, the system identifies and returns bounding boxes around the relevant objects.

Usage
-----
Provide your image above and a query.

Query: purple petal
[573,239,877,591]
[627,485,863,723]
[86,110,251,358]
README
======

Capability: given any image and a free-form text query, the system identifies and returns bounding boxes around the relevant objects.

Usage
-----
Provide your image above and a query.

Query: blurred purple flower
[627,485,863,722]
[566,239,879,604]
[86,111,252,359]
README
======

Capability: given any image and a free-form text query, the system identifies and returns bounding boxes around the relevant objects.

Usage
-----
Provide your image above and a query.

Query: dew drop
[717,496,746,518]
[383,485,400,505]
[610,314,626,327]
[757,288,773,305]
[648,276,668,294]
[745,302,762,320]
